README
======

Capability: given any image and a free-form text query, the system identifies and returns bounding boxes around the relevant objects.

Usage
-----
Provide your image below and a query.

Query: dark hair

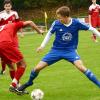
[56,6,70,17]
[3,0,12,5]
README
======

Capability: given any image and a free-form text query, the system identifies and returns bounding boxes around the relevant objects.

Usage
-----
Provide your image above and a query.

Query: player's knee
[34,65,45,72]
[34,67,41,73]
[17,60,26,68]
[33,61,48,72]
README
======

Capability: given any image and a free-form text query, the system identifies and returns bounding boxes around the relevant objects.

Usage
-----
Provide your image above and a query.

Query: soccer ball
[31,89,44,100]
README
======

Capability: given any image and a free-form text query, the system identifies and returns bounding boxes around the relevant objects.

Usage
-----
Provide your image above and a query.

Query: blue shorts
[42,49,80,65]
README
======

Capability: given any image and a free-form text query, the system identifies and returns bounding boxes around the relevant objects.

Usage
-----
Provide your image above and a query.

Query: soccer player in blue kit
[17,6,100,93]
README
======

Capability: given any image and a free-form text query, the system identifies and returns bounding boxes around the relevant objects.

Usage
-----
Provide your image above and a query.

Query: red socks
[9,70,15,80]
[11,67,25,87]
[15,67,25,81]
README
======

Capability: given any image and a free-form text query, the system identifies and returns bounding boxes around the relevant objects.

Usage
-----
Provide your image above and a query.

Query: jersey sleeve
[14,21,24,30]
[48,21,56,34]
[14,11,20,22]
[78,21,90,30]
[15,11,19,19]
[89,6,92,15]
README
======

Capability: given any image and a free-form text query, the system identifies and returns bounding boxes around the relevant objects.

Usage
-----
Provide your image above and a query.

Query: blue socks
[26,69,100,88]
[84,69,100,87]
[26,70,39,85]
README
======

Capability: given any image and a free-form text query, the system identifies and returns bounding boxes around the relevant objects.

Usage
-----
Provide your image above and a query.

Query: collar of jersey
[63,18,72,27]
[92,4,98,7]
[4,10,11,14]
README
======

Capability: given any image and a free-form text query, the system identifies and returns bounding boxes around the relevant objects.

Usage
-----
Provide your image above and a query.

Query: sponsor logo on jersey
[62,32,72,41]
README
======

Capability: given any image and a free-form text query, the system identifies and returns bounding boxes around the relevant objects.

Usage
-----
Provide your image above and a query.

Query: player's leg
[7,62,22,89]
[92,34,97,42]
[98,28,100,32]
[17,61,48,92]
[73,60,100,87]
[7,63,15,80]
[63,50,100,87]
[97,20,100,35]
[91,20,98,42]
[0,59,6,75]
[0,43,27,94]
[3,44,27,90]
[9,59,27,94]
[27,61,48,85]
[11,59,26,88]
[17,49,62,92]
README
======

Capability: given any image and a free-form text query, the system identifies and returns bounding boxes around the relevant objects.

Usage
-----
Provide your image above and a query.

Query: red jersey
[89,4,100,19]
[89,4,100,27]
[0,10,20,47]
[0,10,19,26]
[0,21,24,46]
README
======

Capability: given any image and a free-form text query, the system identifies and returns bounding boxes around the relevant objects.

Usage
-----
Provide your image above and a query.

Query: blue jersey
[49,18,90,50]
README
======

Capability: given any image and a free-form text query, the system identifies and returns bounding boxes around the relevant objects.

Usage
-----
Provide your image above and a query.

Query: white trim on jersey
[89,26,100,37]
[0,10,19,20]
[89,4,100,11]
[0,25,6,32]
[40,21,56,48]
[40,30,52,48]
[64,18,72,27]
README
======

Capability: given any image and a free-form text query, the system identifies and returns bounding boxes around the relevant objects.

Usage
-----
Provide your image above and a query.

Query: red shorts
[0,42,23,64]
[91,17,100,27]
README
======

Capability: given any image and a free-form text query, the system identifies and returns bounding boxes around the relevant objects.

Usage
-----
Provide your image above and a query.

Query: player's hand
[39,30,44,35]
[36,46,44,53]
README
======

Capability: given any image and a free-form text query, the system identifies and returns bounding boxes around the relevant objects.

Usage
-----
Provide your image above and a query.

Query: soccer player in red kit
[89,0,100,42]
[0,0,19,26]
[0,0,19,75]
[0,0,20,75]
[0,21,43,93]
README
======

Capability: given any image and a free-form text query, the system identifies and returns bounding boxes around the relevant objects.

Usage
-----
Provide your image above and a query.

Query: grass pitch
[0,31,100,100]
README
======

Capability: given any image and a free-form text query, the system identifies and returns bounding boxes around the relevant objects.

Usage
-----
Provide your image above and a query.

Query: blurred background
[0,0,100,25]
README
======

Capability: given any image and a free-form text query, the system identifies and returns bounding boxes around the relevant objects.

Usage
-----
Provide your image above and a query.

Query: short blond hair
[56,6,70,17]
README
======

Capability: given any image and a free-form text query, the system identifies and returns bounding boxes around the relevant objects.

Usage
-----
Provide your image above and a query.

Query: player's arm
[36,30,52,52]
[88,6,92,26]
[15,11,20,21]
[88,15,91,26]
[36,21,56,52]
[15,12,24,37]
[78,20,100,36]
[89,26,100,37]
[23,21,44,34]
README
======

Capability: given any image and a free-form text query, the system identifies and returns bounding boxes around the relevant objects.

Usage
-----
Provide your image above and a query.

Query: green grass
[0,31,100,100]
